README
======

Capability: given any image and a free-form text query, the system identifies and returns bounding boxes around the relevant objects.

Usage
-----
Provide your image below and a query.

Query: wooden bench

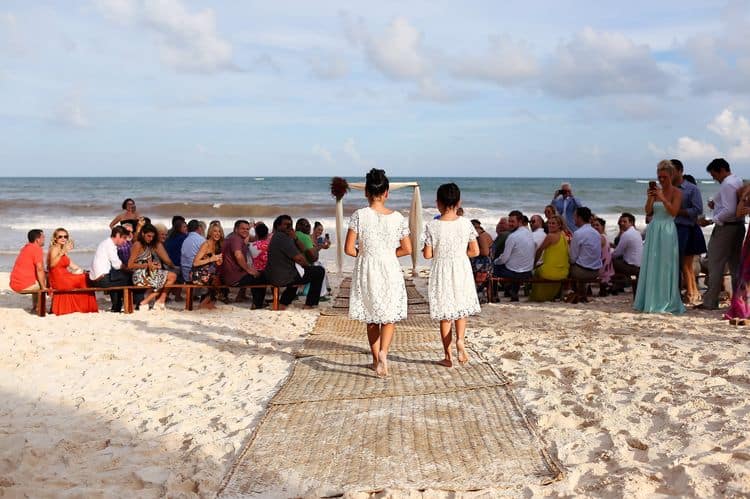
[485,276,603,303]
[20,284,281,317]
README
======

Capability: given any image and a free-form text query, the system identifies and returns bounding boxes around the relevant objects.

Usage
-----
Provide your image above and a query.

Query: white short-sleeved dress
[424,217,481,320]
[348,207,410,324]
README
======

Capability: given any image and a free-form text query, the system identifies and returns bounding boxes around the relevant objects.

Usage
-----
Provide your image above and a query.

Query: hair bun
[365,168,389,198]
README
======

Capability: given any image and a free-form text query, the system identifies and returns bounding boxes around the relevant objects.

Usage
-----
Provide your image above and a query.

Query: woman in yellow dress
[530,215,570,301]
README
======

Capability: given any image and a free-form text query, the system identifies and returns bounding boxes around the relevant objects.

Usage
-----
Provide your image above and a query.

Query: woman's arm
[645,189,655,216]
[466,239,480,258]
[396,236,412,258]
[127,242,149,270]
[344,229,358,257]
[48,245,63,269]
[736,186,750,217]
[109,212,124,229]
[422,243,433,259]
[193,241,216,267]
[155,243,175,267]
[534,234,555,264]
[477,232,492,257]
[661,188,682,217]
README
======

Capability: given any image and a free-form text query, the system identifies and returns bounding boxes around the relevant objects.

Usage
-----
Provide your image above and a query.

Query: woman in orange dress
[48,228,98,315]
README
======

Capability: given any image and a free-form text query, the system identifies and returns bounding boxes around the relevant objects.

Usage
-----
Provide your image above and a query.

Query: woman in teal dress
[634,160,685,314]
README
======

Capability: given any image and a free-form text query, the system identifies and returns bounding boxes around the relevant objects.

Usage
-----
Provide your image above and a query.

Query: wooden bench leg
[123,288,132,314]
[38,291,47,317]
[185,288,193,311]
[272,287,279,311]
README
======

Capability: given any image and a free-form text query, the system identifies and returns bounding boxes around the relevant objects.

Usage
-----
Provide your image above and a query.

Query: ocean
[0,176,722,271]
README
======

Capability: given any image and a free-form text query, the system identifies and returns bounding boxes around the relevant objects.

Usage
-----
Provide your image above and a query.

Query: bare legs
[138,272,177,310]
[682,255,700,304]
[367,322,395,377]
[438,318,469,367]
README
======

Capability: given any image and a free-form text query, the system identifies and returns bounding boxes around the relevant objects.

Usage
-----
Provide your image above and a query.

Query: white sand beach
[1,271,749,497]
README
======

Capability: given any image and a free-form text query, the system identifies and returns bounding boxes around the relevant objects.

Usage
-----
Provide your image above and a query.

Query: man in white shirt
[700,158,745,309]
[90,226,130,312]
[612,212,643,292]
[492,210,535,301]
[530,214,547,251]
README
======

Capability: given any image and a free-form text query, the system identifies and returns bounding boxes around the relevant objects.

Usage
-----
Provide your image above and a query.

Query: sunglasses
[57,235,69,240]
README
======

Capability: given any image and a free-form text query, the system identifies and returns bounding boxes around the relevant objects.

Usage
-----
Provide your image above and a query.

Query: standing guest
[633,160,684,314]
[724,184,750,322]
[567,207,602,303]
[220,220,266,309]
[529,215,569,301]
[672,159,707,305]
[191,222,225,309]
[47,228,97,315]
[491,217,510,260]
[592,217,614,296]
[91,226,131,313]
[344,169,411,378]
[699,158,744,310]
[551,182,583,232]
[128,224,177,311]
[9,229,48,311]
[268,215,326,309]
[249,222,270,272]
[423,183,481,367]
[180,220,205,283]
[109,198,142,229]
[530,214,547,252]
[612,212,643,290]
[492,210,535,302]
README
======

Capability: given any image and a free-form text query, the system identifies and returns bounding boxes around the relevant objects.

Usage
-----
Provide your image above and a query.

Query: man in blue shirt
[180,219,206,283]
[551,182,583,232]
[568,206,602,303]
[672,159,706,305]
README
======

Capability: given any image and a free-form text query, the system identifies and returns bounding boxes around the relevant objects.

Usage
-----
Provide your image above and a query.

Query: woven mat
[219,386,561,496]
[301,329,443,355]
[311,315,441,333]
[331,277,430,314]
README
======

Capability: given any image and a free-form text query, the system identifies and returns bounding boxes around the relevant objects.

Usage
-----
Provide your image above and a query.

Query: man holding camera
[551,182,583,232]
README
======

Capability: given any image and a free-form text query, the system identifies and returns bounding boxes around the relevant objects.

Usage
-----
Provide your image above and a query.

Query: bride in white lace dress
[344,169,412,378]
[422,183,480,367]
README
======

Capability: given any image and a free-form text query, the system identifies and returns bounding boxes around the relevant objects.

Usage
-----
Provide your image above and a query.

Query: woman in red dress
[48,228,98,315]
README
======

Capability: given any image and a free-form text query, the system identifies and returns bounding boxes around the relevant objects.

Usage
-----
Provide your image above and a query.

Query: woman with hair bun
[345,168,412,378]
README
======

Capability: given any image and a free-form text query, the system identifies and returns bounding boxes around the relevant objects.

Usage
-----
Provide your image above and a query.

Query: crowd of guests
[469,157,750,320]
[9,199,332,315]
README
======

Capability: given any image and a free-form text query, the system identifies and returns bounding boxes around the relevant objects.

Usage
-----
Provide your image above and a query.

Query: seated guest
[612,212,643,290]
[470,219,494,294]
[128,224,177,310]
[180,220,205,283]
[168,215,186,238]
[109,198,142,229]
[295,218,319,264]
[567,207,602,303]
[116,222,134,266]
[492,210,535,302]
[266,214,325,309]
[249,222,270,272]
[312,221,332,296]
[491,217,510,258]
[91,226,131,313]
[192,222,225,309]
[9,229,48,311]
[530,215,570,301]
[47,228,97,315]
[220,219,266,309]
[592,217,614,296]
[530,214,546,252]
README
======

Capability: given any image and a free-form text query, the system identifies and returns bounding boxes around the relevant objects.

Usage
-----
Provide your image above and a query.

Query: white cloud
[450,35,538,85]
[343,138,375,168]
[312,144,333,164]
[544,27,668,98]
[673,136,720,160]
[95,0,234,73]
[708,108,750,142]
[410,77,467,103]
[365,17,429,80]
[54,93,90,128]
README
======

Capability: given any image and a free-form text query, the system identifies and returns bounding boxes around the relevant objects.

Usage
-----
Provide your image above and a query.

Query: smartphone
[324,233,330,241]
[317,236,325,245]
[648,181,657,190]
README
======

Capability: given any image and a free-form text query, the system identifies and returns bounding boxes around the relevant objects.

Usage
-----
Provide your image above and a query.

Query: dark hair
[683,174,697,185]
[110,226,128,238]
[167,219,186,240]
[706,158,730,173]
[233,219,250,231]
[620,212,636,225]
[365,168,389,198]
[187,219,201,233]
[273,214,293,230]
[121,198,135,210]
[576,206,592,223]
[255,222,269,239]
[595,217,606,227]
[27,229,43,243]
[436,183,461,209]
[295,218,311,233]
[521,215,529,226]
[171,215,185,226]
[670,159,684,172]
[137,224,158,247]
[470,219,482,226]
[508,209,523,220]
[314,221,323,230]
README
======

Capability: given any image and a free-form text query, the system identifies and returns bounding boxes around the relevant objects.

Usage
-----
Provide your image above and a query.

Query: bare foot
[376,351,388,377]
[437,358,453,368]
[199,300,216,310]
[456,340,469,365]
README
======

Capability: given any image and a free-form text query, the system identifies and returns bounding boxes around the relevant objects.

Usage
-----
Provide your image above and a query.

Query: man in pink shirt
[9,229,48,310]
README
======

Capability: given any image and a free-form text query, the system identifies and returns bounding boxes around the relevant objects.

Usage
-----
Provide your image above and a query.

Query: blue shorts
[676,223,707,257]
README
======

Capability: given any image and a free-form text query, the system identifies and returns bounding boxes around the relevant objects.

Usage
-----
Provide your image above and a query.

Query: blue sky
[2,0,750,177]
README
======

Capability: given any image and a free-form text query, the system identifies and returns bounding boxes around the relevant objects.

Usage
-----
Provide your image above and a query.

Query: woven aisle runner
[218,279,562,497]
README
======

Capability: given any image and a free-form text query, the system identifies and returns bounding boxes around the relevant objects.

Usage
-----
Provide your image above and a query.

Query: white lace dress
[424,217,481,320]
[348,207,409,324]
